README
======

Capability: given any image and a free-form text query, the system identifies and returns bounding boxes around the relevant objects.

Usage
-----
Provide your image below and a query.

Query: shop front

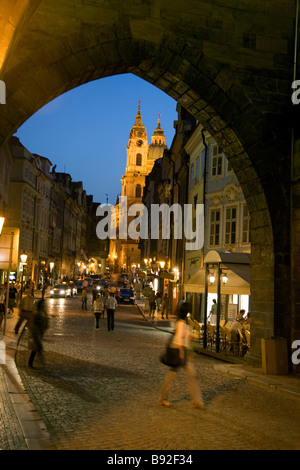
[184,250,250,354]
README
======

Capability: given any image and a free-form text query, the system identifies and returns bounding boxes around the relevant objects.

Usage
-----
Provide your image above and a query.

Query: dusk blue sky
[15,73,177,204]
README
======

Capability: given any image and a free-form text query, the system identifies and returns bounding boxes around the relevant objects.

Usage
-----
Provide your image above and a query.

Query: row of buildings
[0,101,251,326]
[0,137,108,287]
[109,103,251,323]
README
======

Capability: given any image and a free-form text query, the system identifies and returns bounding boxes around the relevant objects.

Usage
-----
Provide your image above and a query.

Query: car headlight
[50,290,54,295]
[60,290,65,295]
[97,286,100,290]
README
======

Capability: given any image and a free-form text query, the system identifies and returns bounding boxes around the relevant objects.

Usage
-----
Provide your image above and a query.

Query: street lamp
[0,217,14,336]
[50,262,54,286]
[20,253,27,297]
[222,272,228,285]
[0,217,4,235]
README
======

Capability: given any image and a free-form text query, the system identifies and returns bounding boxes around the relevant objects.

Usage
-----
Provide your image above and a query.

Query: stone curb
[213,363,300,400]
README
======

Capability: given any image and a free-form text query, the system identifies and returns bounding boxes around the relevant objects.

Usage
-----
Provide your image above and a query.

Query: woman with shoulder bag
[158,301,205,409]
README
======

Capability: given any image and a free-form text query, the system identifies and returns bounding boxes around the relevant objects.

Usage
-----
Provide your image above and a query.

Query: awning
[184,250,251,295]
[204,250,250,284]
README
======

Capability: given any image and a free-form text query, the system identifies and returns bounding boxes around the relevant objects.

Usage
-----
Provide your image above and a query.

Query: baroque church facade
[108,103,166,272]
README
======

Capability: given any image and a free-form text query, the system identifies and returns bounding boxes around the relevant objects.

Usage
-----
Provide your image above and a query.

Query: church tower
[147,113,167,173]
[121,101,149,205]
[110,102,167,273]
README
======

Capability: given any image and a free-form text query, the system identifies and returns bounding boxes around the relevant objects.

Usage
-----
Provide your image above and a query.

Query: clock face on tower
[136,140,143,147]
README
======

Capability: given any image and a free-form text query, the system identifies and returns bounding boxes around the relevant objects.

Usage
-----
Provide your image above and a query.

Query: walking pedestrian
[106,293,118,331]
[156,291,162,311]
[81,286,87,310]
[8,282,17,316]
[28,299,49,369]
[0,285,5,330]
[14,288,34,334]
[158,301,205,409]
[92,293,104,329]
[149,291,156,319]
[161,294,169,319]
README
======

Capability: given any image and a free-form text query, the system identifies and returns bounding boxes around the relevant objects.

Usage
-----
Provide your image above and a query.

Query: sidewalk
[0,306,55,450]
[136,299,300,401]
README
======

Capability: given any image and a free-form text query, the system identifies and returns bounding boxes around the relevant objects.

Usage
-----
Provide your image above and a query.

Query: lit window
[225,206,237,245]
[242,204,251,243]
[209,209,220,246]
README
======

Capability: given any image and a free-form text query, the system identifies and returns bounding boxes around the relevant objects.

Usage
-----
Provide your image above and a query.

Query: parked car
[50,283,72,298]
[118,288,135,304]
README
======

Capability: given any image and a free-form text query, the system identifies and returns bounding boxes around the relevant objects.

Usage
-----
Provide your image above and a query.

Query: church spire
[129,100,147,142]
[150,112,165,145]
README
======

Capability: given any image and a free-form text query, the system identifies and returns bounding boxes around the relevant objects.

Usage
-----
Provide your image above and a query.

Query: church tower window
[136,153,142,166]
[136,184,142,198]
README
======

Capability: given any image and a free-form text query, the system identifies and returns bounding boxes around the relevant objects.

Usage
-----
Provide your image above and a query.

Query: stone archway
[0,0,298,367]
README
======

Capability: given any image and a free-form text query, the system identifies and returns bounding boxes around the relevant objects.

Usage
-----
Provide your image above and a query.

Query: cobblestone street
[14,296,300,451]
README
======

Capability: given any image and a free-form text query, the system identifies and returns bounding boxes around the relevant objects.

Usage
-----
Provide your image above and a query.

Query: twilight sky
[15,73,177,205]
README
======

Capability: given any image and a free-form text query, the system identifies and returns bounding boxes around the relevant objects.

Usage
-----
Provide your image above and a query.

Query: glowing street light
[0,217,4,235]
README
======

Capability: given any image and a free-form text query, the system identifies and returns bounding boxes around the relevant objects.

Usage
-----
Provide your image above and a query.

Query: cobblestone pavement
[14,295,300,451]
[0,365,29,450]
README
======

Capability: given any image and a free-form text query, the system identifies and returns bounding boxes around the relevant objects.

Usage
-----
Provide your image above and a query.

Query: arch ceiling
[0,0,298,363]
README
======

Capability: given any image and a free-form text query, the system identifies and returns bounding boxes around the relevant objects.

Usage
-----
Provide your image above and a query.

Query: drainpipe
[291,0,299,351]
[201,128,208,346]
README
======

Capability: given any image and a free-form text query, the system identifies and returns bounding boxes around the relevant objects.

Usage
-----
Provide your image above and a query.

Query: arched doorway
[0,0,297,367]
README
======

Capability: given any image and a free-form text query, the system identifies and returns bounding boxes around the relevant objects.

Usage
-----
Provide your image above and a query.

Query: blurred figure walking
[14,288,34,334]
[28,299,49,368]
[159,301,204,409]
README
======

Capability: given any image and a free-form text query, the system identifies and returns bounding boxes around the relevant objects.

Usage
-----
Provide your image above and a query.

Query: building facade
[0,136,102,287]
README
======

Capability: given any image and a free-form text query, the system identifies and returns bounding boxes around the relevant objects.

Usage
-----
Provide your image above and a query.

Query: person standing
[14,288,34,334]
[208,299,217,324]
[161,294,169,319]
[149,291,156,319]
[106,293,118,331]
[81,286,87,310]
[28,299,49,368]
[159,301,204,409]
[92,293,104,329]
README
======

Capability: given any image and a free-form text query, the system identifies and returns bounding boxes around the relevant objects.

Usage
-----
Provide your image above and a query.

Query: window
[227,158,233,173]
[135,184,142,198]
[195,157,199,185]
[190,163,194,189]
[242,204,251,243]
[200,150,206,178]
[225,206,237,245]
[209,209,220,246]
[136,153,142,166]
[211,145,223,177]
[190,163,195,189]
